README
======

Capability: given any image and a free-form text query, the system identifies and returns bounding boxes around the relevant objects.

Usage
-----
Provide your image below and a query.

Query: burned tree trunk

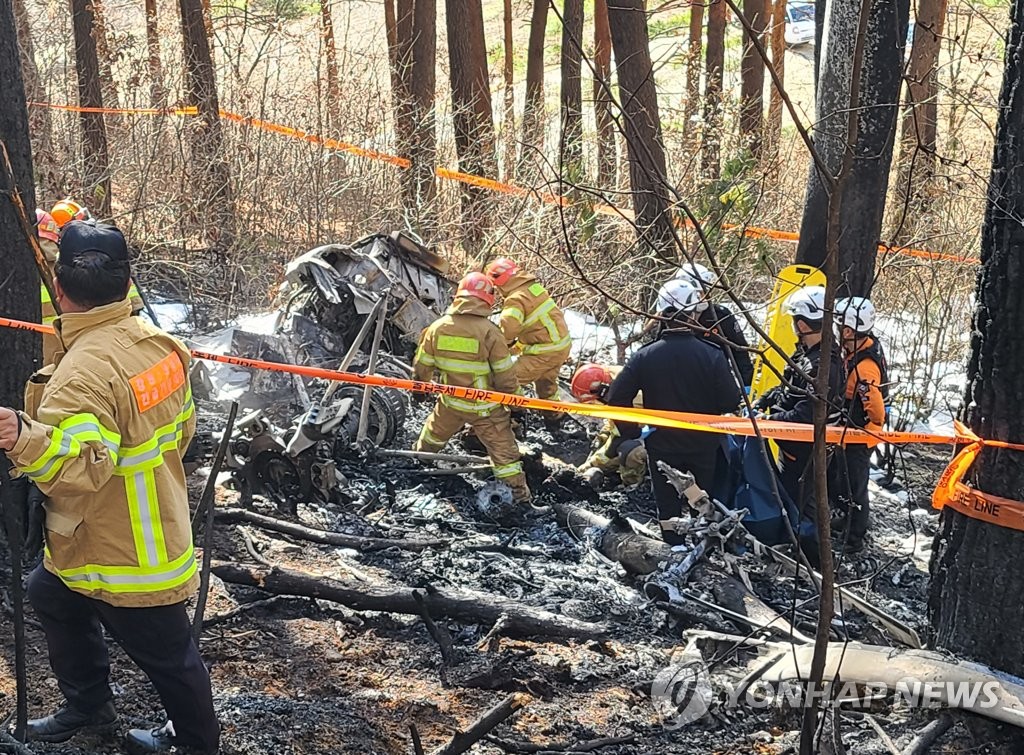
[794,0,909,297]
[594,0,616,188]
[518,0,548,177]
[703,0,726,178]
[0,0,41,403]
[893,0,948,240]
[929,0,1024,673]
[179,0,235,253]
[740,0,767,158]
[502,0,514,180]
[71,0,112,217]
[559,0,584,181]
[446,0,496,252]
[766,0,786,160]
[392,0,415,164]
[408,0,437,235]
[144,0,166,107]
[320,0,341,127]
[683,0,704,143]
[607,0,676,263]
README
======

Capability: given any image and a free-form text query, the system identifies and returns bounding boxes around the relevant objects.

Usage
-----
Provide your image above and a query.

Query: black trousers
[835,445,871,544]
[27,566,219,752]
[648,447,717,544]
[777,443,814,521]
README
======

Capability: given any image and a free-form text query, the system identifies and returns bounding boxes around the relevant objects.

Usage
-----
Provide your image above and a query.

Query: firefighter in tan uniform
[569,364,647,487]
[0,221,219,754]
[413,272,531,504]
[484,258,571,424]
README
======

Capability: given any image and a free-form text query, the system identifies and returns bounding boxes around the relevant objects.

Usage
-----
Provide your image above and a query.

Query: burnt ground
[0,412,1019,755]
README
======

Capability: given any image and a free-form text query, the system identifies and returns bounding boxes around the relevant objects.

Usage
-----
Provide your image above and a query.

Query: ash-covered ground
[0,406,1015,755]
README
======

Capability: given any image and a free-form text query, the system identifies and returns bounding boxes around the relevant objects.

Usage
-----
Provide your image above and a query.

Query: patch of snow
[146,300,191,334]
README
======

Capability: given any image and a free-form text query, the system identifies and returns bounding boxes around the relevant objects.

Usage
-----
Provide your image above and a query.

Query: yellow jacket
[10,299,198,608]
[497,273,571,355]
[413,296,518,415]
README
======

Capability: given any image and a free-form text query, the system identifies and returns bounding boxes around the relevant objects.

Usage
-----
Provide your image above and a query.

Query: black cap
[59,220,129,264]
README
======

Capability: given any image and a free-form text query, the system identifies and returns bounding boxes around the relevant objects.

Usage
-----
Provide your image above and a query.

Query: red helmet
[456,272,496,307]
[484,257,520,287]
[36,208,59,243]
[571,363,614,403]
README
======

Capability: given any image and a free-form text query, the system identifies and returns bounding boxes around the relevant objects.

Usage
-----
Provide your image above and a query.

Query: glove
[24,483,46,562]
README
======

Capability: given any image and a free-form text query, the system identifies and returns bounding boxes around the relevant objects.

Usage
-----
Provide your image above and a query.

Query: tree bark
[703,0,726,178]
[893,0,948,240]
[929,0,1024,672]
[518,0,548,178]
[71,0,112,217]
[446,0,496,252]
[0,0,41,405]
[560,0,584,181]
[502,0,515,180]
[12,0,55,194]
[90,0,119,111]
[607,0,676,263]
[212,562,609,639]
[683,0,704,143]
[594,0,616,188]
[740,0,768,158]
[409,0,437,235]
[766,0,786,160]
[392,0,415,162]
[144,0,166,107]
[179,0,236,253]
[320,0,341,127]
[794,0,910,297]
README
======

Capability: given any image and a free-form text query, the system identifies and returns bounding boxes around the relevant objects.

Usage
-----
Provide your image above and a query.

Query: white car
[785,2,816,46]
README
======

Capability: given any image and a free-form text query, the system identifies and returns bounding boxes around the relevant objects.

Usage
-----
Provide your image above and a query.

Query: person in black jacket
[756,286,844,526]
[606,278,742,544]
[676,263,754,391]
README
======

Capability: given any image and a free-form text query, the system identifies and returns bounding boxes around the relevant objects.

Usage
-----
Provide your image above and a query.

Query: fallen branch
[214,507,449,552]
[414,589,455,666]
[487,734,636,752]
[410,723,426,755]
[433,694,531,755]
[900,713,955,755]
[212,562,609,639]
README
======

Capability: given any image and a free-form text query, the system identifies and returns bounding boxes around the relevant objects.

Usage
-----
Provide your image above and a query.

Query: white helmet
[835,297,875,333]
[783,285,827,322]
[674,262,716,288]
[656,278,709,314]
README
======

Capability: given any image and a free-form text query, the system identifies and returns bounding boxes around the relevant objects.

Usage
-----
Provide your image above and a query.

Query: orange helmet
[36,208,59,243]
[455,272,496,307]
[571,363,614,403]
[51,200,88,228]
[484,257,520,287]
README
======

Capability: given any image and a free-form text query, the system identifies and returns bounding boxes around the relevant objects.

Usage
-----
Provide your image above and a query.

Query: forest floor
[2,402,1019,755]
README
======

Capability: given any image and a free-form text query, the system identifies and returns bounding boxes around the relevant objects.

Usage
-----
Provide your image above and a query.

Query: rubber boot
[27,701,118,743]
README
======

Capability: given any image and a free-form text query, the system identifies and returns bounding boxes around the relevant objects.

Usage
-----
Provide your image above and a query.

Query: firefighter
[756,286,844,550]
[413,272,532,504]
[0,220,219,754]
[605,278,742,544]
[36,209,62,364]
[570,364,647,488]
[834,296,887,553]
[675,262,754,391]
[484,257,572,427]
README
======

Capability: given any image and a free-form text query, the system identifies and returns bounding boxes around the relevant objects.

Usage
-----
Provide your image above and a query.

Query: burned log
[553,502,671,575]
[211,562,609,639]
[214,507,449,552]
[433,693,530,755]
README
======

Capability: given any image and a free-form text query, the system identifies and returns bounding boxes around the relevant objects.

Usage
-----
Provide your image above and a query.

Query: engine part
[475,482,516,520]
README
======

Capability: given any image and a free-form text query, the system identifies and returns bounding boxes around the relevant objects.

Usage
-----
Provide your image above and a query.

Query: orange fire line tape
[0,314,992,448]
[28,101,980,265]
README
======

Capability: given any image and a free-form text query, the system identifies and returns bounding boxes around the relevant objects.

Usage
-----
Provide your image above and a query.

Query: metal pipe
[356,294,389,444]
[376,449,489,465]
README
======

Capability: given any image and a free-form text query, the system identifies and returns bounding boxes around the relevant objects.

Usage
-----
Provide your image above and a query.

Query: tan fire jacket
[496,272,572,355]
[414,296,518,415]
[10,298,198,608]
[41,280,145,365]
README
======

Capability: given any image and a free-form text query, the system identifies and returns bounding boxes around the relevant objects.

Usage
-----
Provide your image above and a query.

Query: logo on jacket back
[131,352,186,412]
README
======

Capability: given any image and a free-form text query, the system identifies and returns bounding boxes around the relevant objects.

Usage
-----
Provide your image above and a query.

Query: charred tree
[320,0,342,127]
[929,0,1024,673]
[446,0,496,251]
[0,0,42,404]
[703,0,726,178]
[794,0,909,297]
[740,0,768,158]
[607,0,676,263]
[408,0,437,235]
[144,0,166,107]
[179,0,236,253]
[71,0,112,217]
[502,0,514,180]
[766,0,786,160]
[518,0,548,177]
[683,0,704,141]
[893,0,948,239]
[594,0,616,188]
[12,0,55,193]
[560,0,584,181]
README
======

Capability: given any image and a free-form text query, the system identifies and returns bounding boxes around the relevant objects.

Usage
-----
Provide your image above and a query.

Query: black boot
[127,722,216,754]
[27,700,118,743]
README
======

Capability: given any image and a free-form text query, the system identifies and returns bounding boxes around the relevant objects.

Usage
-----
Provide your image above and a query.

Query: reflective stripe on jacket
[413,296,518,415]
[497,273,571,355]
[10,298,198,607]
